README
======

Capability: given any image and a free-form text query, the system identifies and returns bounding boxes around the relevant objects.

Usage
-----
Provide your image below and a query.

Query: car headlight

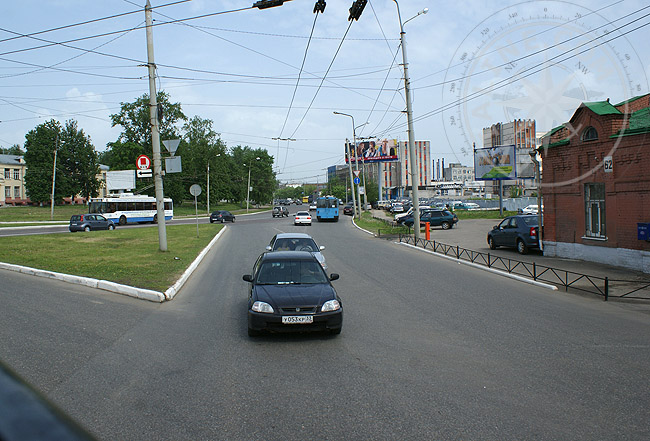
[321,299,340,312]
[251,301,274,313]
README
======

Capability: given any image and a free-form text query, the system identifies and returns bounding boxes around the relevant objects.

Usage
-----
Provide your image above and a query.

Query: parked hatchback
[487,214,540,254]
[69,214,115,232]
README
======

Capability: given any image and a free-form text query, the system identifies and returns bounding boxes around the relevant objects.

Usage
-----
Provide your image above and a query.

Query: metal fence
[399,234,650,301]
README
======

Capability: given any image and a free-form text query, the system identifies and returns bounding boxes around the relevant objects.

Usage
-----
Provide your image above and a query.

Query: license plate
[282,316,313,324]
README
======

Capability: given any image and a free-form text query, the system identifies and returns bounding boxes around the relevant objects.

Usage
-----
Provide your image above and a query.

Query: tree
[59,120,100,201]
[179,116,228,206]
[103,91,186,170]
[230,146,275,205]
[23,120,61,204]
[0,144,24,155]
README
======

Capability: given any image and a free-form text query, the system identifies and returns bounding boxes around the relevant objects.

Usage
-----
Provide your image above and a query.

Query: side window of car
[511,218,518,228]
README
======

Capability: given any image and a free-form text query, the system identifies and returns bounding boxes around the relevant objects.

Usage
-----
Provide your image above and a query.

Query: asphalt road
[1,211,649,440]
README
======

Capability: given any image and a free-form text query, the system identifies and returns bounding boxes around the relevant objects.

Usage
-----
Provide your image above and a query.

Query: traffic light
[253,0,291,10]
[313,0,326,13]
[348,0,367,21]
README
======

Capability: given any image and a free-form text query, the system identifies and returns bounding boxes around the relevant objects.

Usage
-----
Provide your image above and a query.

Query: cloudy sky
[1,0,648,183]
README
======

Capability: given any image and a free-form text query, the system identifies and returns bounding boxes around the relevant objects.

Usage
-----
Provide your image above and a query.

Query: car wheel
[119,216,127,226]
[517,239,528,254]
[210,219,214,223]
[232,218,235,223]
[248,327,261,337]
[108,224,115,230]
[221,218,225,223]
[152,214,158,224]
[488,236,497,250]
[84,226,91,232]
[441,221,451,230]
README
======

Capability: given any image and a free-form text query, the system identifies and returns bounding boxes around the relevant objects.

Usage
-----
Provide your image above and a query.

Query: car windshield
[256,260,327,284]
[272,238,318,252]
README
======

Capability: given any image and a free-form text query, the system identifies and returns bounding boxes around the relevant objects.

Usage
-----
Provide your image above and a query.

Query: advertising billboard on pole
[474,145,517,180]
[345,138,398,163]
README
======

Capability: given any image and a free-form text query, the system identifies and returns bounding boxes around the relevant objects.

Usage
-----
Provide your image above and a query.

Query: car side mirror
[265,246,272,251]
[319,245,325,251]
[493,225,498,230]
[242,274,253,283]
[329,273,339,281]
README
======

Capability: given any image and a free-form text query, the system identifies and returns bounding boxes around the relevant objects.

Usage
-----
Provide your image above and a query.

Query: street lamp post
[245,157,261,213]
[394,1,427,242]
[334,112,362,220]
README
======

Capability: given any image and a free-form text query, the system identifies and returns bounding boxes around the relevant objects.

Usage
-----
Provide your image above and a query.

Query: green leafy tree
[179,116,228,207]
[0,144,24,155]
[23,120,62,204]
[59,120,100,201]
[230,146,275,205]
[102,91,186,170]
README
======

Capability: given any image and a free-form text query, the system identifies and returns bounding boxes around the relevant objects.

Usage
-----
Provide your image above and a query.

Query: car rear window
[521,216,538,226]
[70,215,81,221]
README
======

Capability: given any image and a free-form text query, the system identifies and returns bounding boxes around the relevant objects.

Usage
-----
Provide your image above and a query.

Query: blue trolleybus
[316,196,339,222]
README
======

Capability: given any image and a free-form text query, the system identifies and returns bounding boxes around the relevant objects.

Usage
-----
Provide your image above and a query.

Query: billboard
[345,138,398,163]
[106,170,135,191]
[474,145,516,180]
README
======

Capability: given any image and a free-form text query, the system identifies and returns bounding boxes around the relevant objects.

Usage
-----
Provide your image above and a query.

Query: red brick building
[540,94,650,273]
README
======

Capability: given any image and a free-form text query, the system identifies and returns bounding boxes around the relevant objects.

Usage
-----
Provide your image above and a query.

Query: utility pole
[145,0,167,251]
[50,135,58,221]
[207,163,210,214]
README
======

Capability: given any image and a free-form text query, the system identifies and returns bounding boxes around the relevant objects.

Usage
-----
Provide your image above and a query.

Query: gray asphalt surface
[1,211,649,440]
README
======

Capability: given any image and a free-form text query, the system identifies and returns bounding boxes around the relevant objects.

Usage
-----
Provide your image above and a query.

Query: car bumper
[248,310,343,333]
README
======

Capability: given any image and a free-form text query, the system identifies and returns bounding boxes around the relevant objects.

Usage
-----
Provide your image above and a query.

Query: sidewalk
[370,209,650,303]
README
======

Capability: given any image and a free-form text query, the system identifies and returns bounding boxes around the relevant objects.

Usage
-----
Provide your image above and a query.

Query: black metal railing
[399,234,650,301]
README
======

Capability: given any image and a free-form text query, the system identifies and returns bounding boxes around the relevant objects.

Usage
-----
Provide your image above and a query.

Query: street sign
[189,184,202,196]
[136,169,152,178]
[353,170,361,177]
[162,139,180,156]
[137,155,151,170]
[165,156,182,173]
[353,177,361,184]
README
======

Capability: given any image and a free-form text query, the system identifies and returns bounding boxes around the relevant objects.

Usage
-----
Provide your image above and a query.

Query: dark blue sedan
[487,214,540,254]
[243,251,342,337]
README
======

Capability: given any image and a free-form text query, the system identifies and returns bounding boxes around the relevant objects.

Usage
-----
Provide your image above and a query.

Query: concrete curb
[350,216,375,236]
[398,242,559,291]
[0,226,229,303]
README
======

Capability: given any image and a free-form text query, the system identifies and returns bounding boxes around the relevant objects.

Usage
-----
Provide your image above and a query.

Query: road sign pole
[145,1,167,252]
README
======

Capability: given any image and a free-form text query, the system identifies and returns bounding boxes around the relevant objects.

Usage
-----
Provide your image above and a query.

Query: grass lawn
[0,224,222,292]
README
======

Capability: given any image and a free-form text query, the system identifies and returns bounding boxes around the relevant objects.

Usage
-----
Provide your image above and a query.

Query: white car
[266,232,327,270]
[521,204,541,214]
[294,211,312,226]
[309,202,317,211]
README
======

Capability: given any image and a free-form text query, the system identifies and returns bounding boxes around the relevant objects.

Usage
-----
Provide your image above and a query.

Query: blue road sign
[353,177,361,184]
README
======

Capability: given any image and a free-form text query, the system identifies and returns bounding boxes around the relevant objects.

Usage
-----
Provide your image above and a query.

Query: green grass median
[0,224,222,292]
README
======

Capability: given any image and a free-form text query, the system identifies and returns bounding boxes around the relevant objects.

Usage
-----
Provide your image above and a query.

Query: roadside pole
[145,0,167,251]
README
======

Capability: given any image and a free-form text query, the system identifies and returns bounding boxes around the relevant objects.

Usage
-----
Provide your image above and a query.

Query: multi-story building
[0,154,28,206]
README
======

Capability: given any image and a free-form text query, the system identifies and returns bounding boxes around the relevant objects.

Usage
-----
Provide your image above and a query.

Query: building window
[14,186,20,198]
[5,187,10,199]
[582,126,598,141]
[585,183,606,238]
[13,169,20,180]
[4,168,10,179]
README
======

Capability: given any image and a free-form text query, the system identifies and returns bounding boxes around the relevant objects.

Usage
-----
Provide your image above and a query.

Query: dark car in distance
[69,214,116,232]
[209,210,235,223]
[272,206,289,217]
[403,210,458,230]
[343,204,354,216]
[243,251,342,337]
[487,214,540,254]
